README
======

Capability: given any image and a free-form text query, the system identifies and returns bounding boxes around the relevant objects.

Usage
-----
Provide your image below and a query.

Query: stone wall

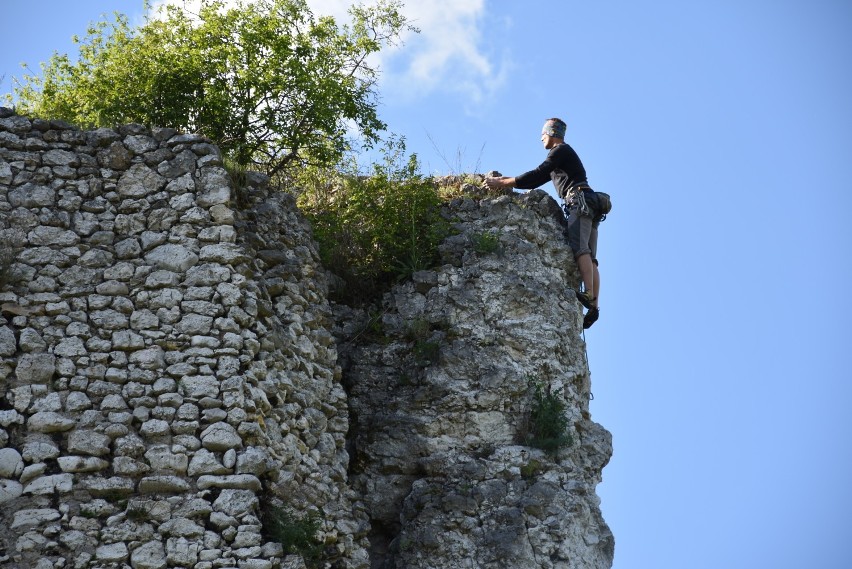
[0,108,612,569]
[0,108,369,569]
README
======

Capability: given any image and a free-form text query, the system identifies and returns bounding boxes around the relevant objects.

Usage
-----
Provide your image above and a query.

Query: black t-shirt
[514,143,588,200]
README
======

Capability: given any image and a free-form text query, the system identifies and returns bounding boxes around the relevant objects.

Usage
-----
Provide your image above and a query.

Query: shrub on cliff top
[297,144,451,302]
[5,0,413,177]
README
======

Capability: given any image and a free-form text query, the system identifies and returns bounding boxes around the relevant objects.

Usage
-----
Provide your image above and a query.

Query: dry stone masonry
[0,108,369,569]
[0,107,612,569]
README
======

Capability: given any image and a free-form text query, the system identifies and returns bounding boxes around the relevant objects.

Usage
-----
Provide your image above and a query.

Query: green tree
[7,0,412,175]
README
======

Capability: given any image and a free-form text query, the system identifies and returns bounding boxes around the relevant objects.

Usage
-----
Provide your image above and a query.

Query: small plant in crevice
[471,231,500,255]
[0,245,22,289]
[523,378,573,457]
[412,339,440,367]
[363,309,386,340]
[126,502,150,522]
[404,317,444,367]
[340,306,389,349]
[99,490,129,506]
[224,155,248,189]
[398,536,414,552]
[224,155,252,210]
[404,318,431,342]
[262,505,324,567]
[473,443,495,459]
[520,458,545,480]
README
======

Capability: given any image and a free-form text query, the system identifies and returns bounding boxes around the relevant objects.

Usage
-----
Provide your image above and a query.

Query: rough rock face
[336,189,613,569]
[0,108,612,569]
[0,109,369,569]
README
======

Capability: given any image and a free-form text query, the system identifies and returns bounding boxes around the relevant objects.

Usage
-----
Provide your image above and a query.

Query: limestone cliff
[336,187,613,569]
[0,109,611,569]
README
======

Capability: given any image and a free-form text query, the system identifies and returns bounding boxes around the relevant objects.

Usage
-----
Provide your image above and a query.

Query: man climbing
[485,117,603,329]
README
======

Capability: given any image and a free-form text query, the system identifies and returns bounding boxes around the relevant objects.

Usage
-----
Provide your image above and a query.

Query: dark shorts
[564,202,599,261]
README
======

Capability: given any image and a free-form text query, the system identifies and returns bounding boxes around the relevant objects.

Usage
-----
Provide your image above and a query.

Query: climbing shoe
[583,306,599,329]
[575,290,596,309]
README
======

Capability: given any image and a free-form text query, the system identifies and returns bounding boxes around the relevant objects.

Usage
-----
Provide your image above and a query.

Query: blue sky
[2,1,851,568]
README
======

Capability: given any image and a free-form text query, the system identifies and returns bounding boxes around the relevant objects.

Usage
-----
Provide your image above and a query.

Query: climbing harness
[561,186,612,223]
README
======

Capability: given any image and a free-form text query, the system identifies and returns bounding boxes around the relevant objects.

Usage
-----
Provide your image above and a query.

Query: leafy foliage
[524,379,573,457]
[412,340,440,367]
[297,143,452,302]
[402,318,444,367]
[471,231,500,255]
[520,458,545,480]
[6,0,413,176]
[0,245,21,290]
[262,506,324,567]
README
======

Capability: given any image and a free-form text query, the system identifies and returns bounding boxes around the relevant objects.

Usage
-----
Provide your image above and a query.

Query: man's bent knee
[571,247,598,265]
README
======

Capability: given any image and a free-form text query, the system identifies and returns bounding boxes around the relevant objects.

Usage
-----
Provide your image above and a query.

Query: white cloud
[149,0,510,108]
[394,1,507,99]
[309,0,510,108]
[304,0,351,22]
